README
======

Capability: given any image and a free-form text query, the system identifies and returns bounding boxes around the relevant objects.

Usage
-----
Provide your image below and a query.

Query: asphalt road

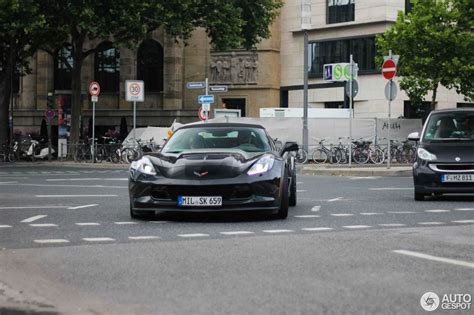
[0,165,473,314]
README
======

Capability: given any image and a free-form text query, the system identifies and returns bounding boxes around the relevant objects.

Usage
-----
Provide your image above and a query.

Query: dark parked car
[409,108,474,200]
[129,123,299,219]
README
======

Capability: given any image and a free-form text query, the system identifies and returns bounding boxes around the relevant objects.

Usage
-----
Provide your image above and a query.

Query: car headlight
[247,155,274,176]
[417,148,437,161]
[130,157,157,175]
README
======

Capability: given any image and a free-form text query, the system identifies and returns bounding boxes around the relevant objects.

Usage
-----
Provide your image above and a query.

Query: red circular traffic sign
[129,82,141,96]
[197,107,206,121]
[89,81,101,96]
[382,59,397,80]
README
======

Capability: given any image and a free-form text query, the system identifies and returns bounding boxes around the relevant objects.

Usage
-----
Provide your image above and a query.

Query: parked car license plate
[178,196,223,206]
[441,174,474,183]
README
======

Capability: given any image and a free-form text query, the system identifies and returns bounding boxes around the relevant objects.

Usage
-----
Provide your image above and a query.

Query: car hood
[421,142,474,163]
[147,150,270,179]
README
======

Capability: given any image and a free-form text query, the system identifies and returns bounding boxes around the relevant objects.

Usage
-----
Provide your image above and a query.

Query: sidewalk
[0,161,129,170]
[299,164,412,177]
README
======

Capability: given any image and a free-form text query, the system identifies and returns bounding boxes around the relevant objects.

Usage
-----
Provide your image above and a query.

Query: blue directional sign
[198,95,214,104]
[187,82,206,89]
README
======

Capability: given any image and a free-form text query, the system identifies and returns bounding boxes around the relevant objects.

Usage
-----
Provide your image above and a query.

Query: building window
[309,36,377,77]
[54,44,73,91]
[137,39,164,93]
[404,101,432,120]
[327,0,355,24]
[325,101,345,109]
[94,42,120,93]
[457,103,474,108]
[405,0,413,13]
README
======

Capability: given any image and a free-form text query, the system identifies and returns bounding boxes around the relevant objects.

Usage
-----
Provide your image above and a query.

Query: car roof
[178,123,266,130]
[430,108,474,114]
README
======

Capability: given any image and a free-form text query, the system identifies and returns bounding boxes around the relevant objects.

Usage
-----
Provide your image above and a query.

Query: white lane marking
[148,221,169,224]
[302,227,333,231]
[75,223,101,226]
[452,220,474,224]
[36,195,118,198]
[0,206,69,210]
[425,209,450,213]
[83,237,115,242]
[311,205,321,212]
[455,208,474,211]
[343,225,371,229]
[46,178,128,181]
[15,184,127,189]
[0,181,18,184]
[297,190,307,193]
[294,215,320,218]
[350,176,378,180]
[21,215,47,223]
[220,231,254,236]
[114,222,138,225]
[418,222,445,225]
[360,212,383,216]
[388,211,416,214]
[29,224,57,227]
[34,239,69,244]
[263,229,293,233]
[178,233,209,238]
[379,224,406,227]
[328,197,344,202]
[296,182,304,185]
[393,249,474,269]
[68,204,99,210]
[128,236,160,240]
[0,225,12,228]
[369,188,411,191]
[330,213,354,217]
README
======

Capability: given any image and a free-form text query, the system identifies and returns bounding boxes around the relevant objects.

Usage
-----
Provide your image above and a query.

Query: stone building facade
[10,0,471,137]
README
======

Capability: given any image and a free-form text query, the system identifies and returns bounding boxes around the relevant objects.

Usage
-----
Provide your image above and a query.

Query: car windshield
[423,112,474,142]
[162,126,272,154]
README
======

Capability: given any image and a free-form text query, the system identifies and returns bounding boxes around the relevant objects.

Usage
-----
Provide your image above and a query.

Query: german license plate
[178,196,222,207]
[441,174,474,183]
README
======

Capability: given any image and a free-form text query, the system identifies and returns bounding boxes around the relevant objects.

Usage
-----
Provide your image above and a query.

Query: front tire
[289,170,297,206]
[276,171,289,219]
[414,190,426,201]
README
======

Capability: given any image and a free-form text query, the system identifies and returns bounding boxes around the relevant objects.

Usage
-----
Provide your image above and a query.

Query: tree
[38,0,283,156]
[376,0,474,111]
[0,0,56,144]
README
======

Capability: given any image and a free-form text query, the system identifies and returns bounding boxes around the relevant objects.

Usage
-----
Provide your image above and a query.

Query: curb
[299,166,412,177]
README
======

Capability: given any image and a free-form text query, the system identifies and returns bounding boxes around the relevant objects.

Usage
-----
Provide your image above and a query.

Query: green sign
[323,63,358,82]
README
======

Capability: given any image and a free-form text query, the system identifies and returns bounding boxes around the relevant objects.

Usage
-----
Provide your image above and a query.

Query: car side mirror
[280,141,299,156]
[408,132,420,141]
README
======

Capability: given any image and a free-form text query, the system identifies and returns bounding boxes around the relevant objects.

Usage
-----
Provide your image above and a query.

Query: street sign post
[187,82,206,89]
[385,81,398,101]
[125,80,145,141]
[198,95,215,104]
[209,86,228,93]
[197,107,206,121]
[345,79,359,98]
[323,63,358,81]
[89,82,101,163]
[382,59,397,80]
[383,50,398,169]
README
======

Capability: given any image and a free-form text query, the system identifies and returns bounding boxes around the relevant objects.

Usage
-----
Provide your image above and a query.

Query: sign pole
[205,78,209,122]
[349,54,353,168]
[387,50,392,169]
[303,30,309,154]
[133,101,137,140]
[92,100,96,163]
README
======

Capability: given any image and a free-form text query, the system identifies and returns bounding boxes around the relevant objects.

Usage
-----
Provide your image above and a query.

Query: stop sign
[382,59,397,80]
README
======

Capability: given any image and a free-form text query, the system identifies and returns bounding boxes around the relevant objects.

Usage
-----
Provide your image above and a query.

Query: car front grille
[429,164,474,173]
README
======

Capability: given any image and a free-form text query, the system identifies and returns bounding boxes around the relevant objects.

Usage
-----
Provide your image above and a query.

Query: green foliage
[376,0,474,109]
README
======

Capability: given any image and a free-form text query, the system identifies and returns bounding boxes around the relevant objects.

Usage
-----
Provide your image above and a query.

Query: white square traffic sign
[202,103,211,111]
[125,80,145,102]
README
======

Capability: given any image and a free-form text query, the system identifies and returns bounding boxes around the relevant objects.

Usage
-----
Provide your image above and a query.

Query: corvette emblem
[193,171,209,177]
[455,157,461,162]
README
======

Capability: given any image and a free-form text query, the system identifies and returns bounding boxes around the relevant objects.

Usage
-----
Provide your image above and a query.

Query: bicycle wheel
[7,150,16,162]
[352,148,370,164]
[404,147,416,163]
[110,148,120,163]
[295,149,308,164]
[312,149,328,164]
[95,145,104,163]
[369,148,385,165]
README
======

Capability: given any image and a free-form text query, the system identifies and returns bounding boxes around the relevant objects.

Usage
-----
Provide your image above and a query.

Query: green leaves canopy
[376,0,474,109]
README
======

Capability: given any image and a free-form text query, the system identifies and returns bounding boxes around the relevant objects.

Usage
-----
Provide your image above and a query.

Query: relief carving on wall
[210,52,258,84]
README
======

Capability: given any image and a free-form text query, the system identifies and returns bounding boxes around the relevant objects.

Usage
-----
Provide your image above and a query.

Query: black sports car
[409,108,474,200]
[129,123,299,219]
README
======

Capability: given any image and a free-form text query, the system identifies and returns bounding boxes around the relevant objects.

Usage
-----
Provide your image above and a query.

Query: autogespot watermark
[420,292,472,312]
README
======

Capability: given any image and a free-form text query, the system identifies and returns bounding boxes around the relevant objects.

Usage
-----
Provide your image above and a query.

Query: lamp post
[301,0,311,153]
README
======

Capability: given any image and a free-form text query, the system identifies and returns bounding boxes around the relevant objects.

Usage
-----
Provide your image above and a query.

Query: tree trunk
[69,36,85,159]
[0,49,14,145]
[431,81,439,111]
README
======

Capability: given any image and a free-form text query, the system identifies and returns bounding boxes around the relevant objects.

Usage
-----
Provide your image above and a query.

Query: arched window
[95,42,120,92]
[54,44,73,90]
[137,39,164,92]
